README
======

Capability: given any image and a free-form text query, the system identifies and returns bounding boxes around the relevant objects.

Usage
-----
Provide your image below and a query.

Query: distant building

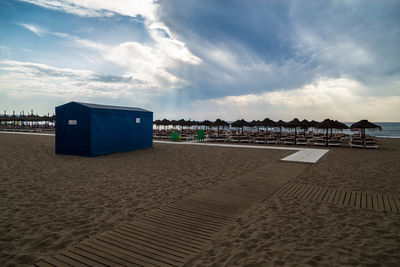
[55,102,153,156]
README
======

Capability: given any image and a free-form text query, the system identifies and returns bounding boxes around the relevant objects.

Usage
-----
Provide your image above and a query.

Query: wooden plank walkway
[34,162,309,267]
[277,182,400,214]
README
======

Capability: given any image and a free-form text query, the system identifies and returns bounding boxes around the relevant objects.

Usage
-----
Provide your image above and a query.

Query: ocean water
[344,122,400,138]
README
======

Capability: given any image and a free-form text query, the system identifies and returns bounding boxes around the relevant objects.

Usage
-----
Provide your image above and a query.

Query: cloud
[185,77,400,122]
[18,23,47,36]
[19,0,157,20]
[18,22,71,39]
[0,60,158,102]
[70,30,201,90]
[17,1,202,90]
[155,0,400,100]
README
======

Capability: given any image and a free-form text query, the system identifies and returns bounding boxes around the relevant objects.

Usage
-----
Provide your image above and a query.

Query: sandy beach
[188,138,400,266]
[1,134,399,266]
[0,133,291,266]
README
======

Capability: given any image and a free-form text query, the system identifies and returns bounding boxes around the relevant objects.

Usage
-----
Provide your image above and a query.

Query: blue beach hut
[55,102,153,156]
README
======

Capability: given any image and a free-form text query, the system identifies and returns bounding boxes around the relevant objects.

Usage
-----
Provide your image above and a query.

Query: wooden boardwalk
[34,162,309,267]
[277,182,400,214]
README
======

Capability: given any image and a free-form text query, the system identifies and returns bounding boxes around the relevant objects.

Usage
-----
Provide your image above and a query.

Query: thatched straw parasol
[299,119,313,135]
[286,118,302,144]
[316,118,347,146]
[261,118,276,134]
[201,120,212,130]
[274,120,287,139]
[159,119,170,129]
[212,118,229,134]
[334,120,349,130]
[350,120,382,143]
[153,119,162,129]
[231,119,250,133]
[0,111,8,125]
[177,119,187,131]
[249,120,262,133]
[309,120,319,132]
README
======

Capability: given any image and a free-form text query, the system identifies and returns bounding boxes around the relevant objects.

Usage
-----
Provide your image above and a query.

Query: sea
[261,122,400,138]
[343,122,400,139]
[250,122,400,138]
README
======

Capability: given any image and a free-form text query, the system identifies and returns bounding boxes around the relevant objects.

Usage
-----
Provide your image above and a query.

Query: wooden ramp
[278,182,400,214]
[34,162,309,267]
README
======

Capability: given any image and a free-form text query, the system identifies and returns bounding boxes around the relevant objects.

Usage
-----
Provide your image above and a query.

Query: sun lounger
[230,135,240,143]
[350,138,364,148]
[239,135,249,143]
[314,138,326,146]
[266,136,278,144]
[255,134,265,144]
[296,137,307,146]
[160,132,169,139]
[364,138,378,149]
[209,135,217,142]
[216,135,226,142]
[328,138,340,147]
[283,137,294,145]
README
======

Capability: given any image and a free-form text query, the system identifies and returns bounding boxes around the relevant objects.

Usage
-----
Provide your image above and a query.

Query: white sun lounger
[350,141,364,148]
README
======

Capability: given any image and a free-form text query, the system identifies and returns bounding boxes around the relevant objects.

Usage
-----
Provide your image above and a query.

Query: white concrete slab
[0,131,55,136]
[0,132,329,163]
[281,149,329,163]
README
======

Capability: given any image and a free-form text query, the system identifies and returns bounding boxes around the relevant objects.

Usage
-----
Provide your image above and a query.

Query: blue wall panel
[55,102,91,156]
[55,102,152,157]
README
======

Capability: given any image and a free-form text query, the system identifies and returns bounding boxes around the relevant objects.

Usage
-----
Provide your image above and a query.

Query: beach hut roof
[62,102,152,113]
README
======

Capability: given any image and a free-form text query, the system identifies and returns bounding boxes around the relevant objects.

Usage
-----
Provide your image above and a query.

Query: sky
[0,0,399,121]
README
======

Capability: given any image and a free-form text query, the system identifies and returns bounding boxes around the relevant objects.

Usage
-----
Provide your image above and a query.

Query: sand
[0,133,292,266]
[188,138,400,266]
[1,134,399,266]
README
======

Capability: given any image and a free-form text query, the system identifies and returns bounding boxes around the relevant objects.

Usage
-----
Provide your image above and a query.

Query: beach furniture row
[153,130,378,148]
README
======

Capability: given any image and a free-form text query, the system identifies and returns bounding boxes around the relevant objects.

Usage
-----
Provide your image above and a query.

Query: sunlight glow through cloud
[188,77,400,122]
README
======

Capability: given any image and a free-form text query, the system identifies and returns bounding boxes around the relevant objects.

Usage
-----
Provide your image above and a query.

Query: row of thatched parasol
[154,118,379,131]
[0,111,55,123]
[154,118,381,143]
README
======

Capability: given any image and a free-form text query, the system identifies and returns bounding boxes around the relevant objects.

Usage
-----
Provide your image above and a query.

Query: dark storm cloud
[157,0,400,100]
